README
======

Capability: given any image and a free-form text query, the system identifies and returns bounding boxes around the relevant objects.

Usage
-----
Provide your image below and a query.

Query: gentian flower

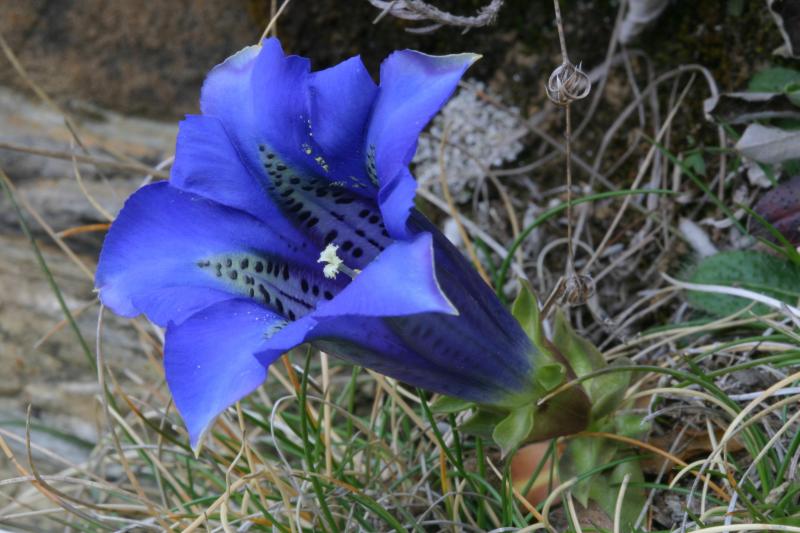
[96,39,544,447]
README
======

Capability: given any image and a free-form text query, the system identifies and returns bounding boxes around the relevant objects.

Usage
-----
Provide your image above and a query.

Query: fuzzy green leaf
[748,67,800,93]
[687,250,800,316]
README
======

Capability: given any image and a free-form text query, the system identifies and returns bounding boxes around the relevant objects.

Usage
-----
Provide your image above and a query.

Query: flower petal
[314,232,455,318]
[95,182,312,326]
[201,38,315,174]
[164,299,282,448]
[170,115,301,239]
[367,51,479,236]
[311,317,509,402]
[309,56,378,185]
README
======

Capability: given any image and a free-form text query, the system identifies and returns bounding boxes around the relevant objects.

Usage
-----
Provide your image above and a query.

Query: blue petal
[376,168,417,240]
[309,56,378,185]
[314,232,455,318]
[310,317,509,402]
[367,51,479,236]
[170,115,300,240]
[201,39,315,175]
[95,182,311,326]
[164,299,282,448]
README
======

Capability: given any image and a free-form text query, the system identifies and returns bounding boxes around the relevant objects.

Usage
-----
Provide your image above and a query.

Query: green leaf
[687,250,800,316]
[552,311,634,421]
[492,405,534,457]
[787,82,800,108]
[613,412,650,439]
[589,358,634,420]
[585,459,646,529]
[552,309,606,378]
[559,436,617,507]
[684,151,706,176]
[748,67,800,93]
[535,363,566,391]
[430,395,475,414]
[608,461,647,530]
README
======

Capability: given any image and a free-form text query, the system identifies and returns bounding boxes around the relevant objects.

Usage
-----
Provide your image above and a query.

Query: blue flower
[96,39,539,447]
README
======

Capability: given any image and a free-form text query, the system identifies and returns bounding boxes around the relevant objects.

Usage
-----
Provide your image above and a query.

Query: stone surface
[0,86,171,481]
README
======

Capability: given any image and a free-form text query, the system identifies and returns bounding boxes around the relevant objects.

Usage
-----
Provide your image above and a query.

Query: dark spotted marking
[301,279,309,292]
[255,261,264,273]
[352,247,363,258]
[342,241,353,251]
[324,291,334,300]
[259,284,270,303]
[225,258,232,267]
[324,230,338,244]
[240,258,249,269]
[228,270,238,280]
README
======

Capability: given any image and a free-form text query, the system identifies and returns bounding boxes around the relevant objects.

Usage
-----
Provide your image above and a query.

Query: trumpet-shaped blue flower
[96,39,540,446]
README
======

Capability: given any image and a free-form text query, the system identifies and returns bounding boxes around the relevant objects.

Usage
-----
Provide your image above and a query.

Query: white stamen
[317,243,360,280]
[318,244,343,279]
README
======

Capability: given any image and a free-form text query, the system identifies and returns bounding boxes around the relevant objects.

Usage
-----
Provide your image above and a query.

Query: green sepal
[492,405,534,457]
[458,409,504,439]
[511,282,548,352]
[430,395,475,414]
[535,363,566,391]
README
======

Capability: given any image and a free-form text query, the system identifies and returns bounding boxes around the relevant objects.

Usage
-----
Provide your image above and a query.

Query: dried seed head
[546,62,591,106]
[562,273,595,307]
